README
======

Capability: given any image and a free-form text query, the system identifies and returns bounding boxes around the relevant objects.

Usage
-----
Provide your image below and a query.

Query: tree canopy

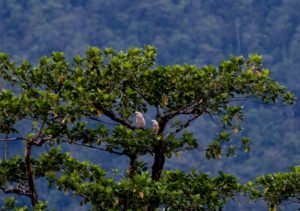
[0,46,297,210]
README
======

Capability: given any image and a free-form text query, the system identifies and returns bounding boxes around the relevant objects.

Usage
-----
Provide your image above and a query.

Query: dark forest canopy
[1,0,300,66]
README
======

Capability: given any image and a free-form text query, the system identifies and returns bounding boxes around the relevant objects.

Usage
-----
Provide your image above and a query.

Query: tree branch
[128,82,153,104]
[207,111,223,127]
[169,113,202,134]
[162,101,199,121]
[62,140,127,156]
[89,116,120,126]
[31,119,67,146]
[155,104,161,119]
[0,137,24,142]
[31,120,50,146]
[152,102,204,182]
[32,136,53,146]
[0,186,31,196]
[93,103,134,129]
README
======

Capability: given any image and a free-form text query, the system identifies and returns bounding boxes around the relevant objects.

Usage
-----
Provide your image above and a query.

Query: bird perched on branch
[135,111,146,129]
[151,120,159,134]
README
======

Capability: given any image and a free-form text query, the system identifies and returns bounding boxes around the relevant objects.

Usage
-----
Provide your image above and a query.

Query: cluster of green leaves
[246,166,300,209]
[1,148,240,210]
[1,197,48,211]
[158,170,240,210]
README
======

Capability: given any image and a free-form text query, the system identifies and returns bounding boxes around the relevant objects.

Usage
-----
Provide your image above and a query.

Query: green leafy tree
[0,46,295,210]
[247,166,300,211]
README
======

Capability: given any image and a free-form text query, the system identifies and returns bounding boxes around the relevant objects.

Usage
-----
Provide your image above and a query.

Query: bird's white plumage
[135,111,146,129]
[151,120,159,134]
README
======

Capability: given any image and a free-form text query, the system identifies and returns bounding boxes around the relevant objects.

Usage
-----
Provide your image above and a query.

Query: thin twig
[207,111,224,127]
[61,140,126,156]
[0,137,24,142]
[89,116,120,126]
[128,82,152,104]
[176,144,250,153]
[169,113,202,135]
[163,101,199,121]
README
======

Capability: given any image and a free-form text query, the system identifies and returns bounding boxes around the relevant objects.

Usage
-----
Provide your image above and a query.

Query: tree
[247,166,300,211]
[0,46,295,210]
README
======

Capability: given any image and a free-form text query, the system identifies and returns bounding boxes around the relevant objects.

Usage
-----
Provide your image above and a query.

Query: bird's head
[135,111,142,117]
[151,120,158,125]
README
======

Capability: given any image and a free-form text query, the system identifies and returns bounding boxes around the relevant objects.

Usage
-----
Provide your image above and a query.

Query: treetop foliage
[0,46,296,210]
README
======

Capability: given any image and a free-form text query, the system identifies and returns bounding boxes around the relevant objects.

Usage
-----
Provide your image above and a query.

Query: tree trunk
[147,119,167,210]
[25,142,38,206]
[3,133,8,160]
[151,148,165,181]
[127,154,137,177]
[147,148,166,210]
[151,118,167,181]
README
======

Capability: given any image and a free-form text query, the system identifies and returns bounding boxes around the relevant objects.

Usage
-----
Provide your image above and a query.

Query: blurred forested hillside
[0,0,299,210]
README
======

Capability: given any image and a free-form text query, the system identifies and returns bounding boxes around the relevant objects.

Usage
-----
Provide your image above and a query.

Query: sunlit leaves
[0,156,27,185]
[246,166,300,209]
[159,170,241,210]
[206,141,222,160]
[1,197,33,211]
[241,137,251,153]
[284,91,295,104]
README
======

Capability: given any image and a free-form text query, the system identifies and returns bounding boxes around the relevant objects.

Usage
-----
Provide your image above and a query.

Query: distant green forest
[0,0,299,210]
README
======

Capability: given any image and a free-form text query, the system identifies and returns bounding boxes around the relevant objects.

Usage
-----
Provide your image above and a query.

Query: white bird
[151,120,159,134]
[135,111,146,129]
